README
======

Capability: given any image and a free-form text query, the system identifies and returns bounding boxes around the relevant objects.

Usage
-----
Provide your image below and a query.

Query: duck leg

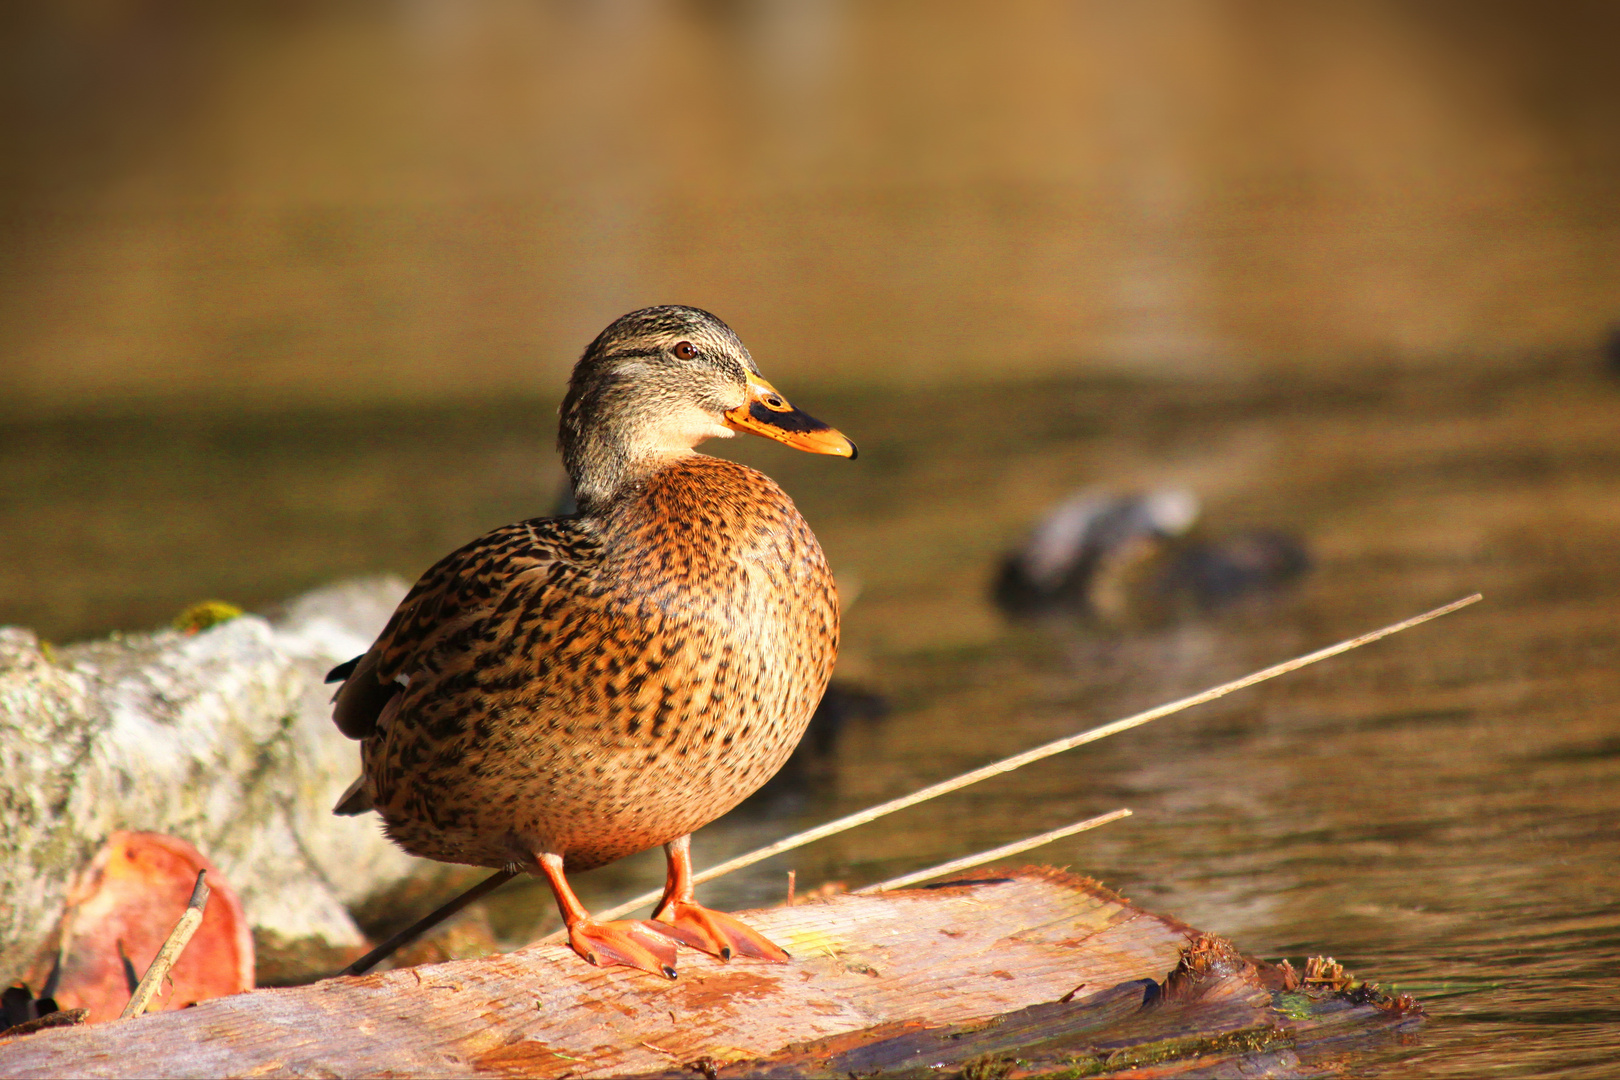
[538,853,679,979]
[651,836,791,962]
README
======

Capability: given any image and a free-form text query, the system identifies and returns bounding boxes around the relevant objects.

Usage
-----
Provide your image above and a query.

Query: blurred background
[3,0,1620,636]
[3,0,1620,635]
[5,1,1620,414]
[2,2,1618,1076]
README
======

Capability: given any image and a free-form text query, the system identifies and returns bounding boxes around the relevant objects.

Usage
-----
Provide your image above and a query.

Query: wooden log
[0,869,1417,1079]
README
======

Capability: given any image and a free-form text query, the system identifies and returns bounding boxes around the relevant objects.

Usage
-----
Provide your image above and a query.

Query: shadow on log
[0,869,1418,1079]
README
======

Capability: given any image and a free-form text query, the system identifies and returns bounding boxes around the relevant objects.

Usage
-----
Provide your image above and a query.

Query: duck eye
[672,341,698,361]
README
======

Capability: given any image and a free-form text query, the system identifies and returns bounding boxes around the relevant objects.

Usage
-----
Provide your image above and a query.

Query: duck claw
[568,919,680,978]
[655,902,790,962]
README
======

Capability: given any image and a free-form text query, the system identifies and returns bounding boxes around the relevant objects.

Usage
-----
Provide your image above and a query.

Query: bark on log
[0,869,1418,1079]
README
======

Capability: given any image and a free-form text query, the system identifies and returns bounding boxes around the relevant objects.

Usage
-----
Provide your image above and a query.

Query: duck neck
[564,428,686,514]
[560,360,736,513]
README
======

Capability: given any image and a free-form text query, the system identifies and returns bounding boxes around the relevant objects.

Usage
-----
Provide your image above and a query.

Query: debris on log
[0,869,1420,1079]
[23,832,252,1024]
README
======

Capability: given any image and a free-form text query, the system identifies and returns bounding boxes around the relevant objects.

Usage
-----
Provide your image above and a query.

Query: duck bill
[723,376,858,459]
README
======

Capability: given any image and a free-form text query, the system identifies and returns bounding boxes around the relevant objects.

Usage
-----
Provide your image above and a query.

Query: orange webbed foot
[568,919,680,979]
[655,902,790,963]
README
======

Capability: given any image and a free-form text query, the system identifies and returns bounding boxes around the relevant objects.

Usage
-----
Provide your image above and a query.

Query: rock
[993,488,1310,621]
[0,577,441,988]
[993,489,1200,614]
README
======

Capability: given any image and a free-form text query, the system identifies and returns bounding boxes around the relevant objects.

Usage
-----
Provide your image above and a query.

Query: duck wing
[328,516,592,742]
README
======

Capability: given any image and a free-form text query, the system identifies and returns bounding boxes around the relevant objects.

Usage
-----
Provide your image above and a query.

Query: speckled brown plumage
[356,454,836,872]
[329,305,855,976]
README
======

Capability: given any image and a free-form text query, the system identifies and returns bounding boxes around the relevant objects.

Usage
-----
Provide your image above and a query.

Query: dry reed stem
[855,808,1133,894]
[568,593,1481,930]
[341,868,517,977]
[120,870,209,1020]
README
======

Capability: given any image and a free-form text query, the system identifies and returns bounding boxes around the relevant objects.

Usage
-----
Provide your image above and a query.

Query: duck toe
[568,920,680,979]
[655,902,790,963]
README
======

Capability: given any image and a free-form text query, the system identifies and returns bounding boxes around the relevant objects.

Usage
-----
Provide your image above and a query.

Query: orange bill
[723,374,858,458]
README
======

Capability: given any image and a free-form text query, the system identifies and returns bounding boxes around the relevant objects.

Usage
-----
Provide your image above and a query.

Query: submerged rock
[994,487,1310,621]
[993,488,1200,615]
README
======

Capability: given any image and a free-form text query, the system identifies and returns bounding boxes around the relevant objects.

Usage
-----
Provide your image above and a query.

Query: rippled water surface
[4,358,1618,1076]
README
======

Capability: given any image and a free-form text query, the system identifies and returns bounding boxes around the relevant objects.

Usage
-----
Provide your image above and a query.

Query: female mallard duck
[328,306,855,978]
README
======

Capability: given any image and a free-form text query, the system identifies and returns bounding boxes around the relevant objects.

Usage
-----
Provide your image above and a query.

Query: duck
[326,305,855,978]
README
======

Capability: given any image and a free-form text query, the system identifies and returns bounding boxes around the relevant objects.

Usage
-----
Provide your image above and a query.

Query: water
[3,3,1619,414]
[4,358,1618,1075]
[3,3,1619,1074]
[717,357,1620,1078]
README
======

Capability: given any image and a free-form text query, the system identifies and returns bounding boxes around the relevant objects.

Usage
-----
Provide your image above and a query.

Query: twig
[120,870,209,1019]
[787,869,796,905]
[854,809,1133,894]
[340,869,517,977]
[559,594,1480,930]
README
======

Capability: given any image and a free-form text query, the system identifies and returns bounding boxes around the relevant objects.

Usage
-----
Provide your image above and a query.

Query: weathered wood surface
[669,936,1421,1078]
[0,869,1417,1079]
[0,869,1182,1076]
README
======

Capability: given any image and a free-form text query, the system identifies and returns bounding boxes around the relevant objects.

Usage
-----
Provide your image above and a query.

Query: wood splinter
[119,870,210,1020]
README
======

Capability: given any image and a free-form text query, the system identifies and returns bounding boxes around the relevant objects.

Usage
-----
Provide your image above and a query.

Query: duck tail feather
[333,775,374,816]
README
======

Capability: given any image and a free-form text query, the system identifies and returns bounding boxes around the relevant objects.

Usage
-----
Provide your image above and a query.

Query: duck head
[560,305,856,511]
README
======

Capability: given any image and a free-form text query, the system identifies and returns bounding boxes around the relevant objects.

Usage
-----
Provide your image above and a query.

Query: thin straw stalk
[340,869,518,978]
[856,808,1133,894]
